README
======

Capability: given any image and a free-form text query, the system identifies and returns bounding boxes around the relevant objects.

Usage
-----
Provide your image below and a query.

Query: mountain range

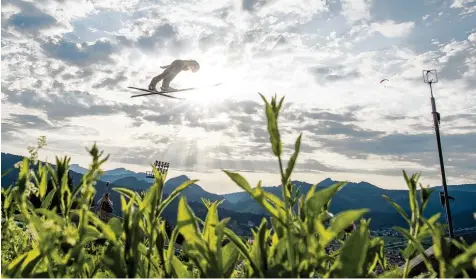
[2,152,475,230]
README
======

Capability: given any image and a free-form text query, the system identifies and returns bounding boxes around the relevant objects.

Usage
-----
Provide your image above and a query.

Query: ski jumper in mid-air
[148,59,200,92]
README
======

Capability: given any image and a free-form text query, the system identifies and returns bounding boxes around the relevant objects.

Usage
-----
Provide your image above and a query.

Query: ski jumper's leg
[149,67,173,91]
[161,71,179,90]
[149,71,168,90]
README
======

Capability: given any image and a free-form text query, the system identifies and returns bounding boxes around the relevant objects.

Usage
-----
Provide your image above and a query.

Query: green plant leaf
[329,209,369,236]
[260,93,281,156]
[8,247,42,277]
[305,182,346,220]
[250,186,283,222]
[221,242,239,278]
[223,228,263,277]
[171,255,191,278]
[164,226,180,277]
[38,163,48,199]
[204,201,219,252]
[176,196,201,244]
[382,194,411,225]
[40,188,57,209]
[379,267,403,278]
[16,157,30,194]
[157,179,197,216]
[256,219,269,273]
[277,96,285,114]
[284,133,302,182]
[451,242,476,275]
[394,226,434,272]
[85,211,117,242]
[331,221,370,277]
[108,217,123,239]
[223,170,253,192]
[114,188,140,205]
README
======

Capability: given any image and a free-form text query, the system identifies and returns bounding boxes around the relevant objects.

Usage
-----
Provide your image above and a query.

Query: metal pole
[429,82,455,239]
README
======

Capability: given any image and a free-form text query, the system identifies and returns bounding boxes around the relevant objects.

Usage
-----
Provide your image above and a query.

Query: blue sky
[2,0,475,193]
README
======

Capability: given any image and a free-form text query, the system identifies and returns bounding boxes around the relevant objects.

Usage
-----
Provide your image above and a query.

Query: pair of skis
[127,87,192,99]
[128,83,221,99]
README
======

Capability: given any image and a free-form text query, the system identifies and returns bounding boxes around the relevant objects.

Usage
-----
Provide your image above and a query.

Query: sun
[173,65,242,106]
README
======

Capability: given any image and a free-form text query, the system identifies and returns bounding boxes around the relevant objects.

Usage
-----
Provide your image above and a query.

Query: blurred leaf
[284,134,302,182]
[394,226,434,272]
[38,163,48,199]
[315,220,333,246]
[204,202,219,252]
[176,196,200,244]
[223,170,252,192]
[256,219,269,273]
[329,209,369,236]
[16,158,30,194]
[331,221,370,277]
[306,182,346,220]
[164,226,180,277]
[451,243,476,275]
[2,168,13,178]
[108,217,123,239]
[171,255,191,277]
[382,195,411,225]
[379,267,403,278]
[85,211,117,242]
[259,93,281,157]
[222,242,239,278]
[40,188,57,209]
[7,247,42,277]
[157,179,197,216]
[114,188,140,205]
[224,228,262,277]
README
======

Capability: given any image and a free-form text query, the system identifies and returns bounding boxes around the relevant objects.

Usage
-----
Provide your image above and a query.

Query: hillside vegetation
[2,94,475,278]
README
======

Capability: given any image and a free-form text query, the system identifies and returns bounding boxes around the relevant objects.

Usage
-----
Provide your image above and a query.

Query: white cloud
[469,32,476,42]
[370,20,415,38]
[450,0,476,14]
[340,0,372,23]
[252,0,329,23]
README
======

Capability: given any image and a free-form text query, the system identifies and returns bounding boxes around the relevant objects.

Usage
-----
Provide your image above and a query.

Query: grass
[1,93,476,278]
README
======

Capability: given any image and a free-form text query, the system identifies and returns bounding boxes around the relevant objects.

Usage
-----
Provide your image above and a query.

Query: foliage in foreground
[2,94,476,278]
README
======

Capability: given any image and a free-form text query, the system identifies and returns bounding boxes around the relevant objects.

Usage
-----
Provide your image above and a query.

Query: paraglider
[380,78,389,88]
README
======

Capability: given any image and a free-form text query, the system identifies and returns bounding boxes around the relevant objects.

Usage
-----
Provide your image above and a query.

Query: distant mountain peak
[170,174,191,182]
[69,164,88,174]
[321,177,336,183]
[355,181,379,188]
[113,167,127,171]
[164,174,195,190]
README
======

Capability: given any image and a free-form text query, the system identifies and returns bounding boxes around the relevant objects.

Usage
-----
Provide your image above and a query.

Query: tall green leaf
[221,242,239,278]
[284,133,302,182]
[176,196,201,244]
[331,221,370,277]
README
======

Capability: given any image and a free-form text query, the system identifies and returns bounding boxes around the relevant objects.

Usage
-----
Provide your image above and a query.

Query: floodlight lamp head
[422,70,438,84]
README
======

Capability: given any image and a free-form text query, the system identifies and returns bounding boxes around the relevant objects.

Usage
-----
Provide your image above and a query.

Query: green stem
[278,155,296,277]
[404,181,422,278]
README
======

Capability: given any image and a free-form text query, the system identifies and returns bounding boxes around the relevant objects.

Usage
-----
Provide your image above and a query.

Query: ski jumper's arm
[160,59,182,70]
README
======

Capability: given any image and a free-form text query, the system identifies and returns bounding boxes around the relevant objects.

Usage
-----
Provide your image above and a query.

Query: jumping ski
[128,83,222,99]
[128,87,188,99]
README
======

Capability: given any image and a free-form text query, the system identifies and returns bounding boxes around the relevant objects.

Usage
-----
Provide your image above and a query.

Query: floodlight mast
[422,70,454,239]
[146,160,170,178]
